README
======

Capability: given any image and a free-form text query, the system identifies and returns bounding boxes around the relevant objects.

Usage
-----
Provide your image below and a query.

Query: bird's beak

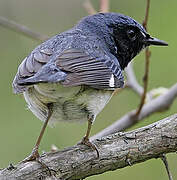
[145,37,168,46]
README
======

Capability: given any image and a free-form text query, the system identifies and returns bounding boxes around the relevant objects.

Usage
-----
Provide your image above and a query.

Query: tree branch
[0,114,177,180]
[125,62,144,96]
[0,16,48,41]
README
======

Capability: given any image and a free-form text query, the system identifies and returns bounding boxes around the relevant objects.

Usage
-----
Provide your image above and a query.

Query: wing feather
[13,47,124,93]
[57,48,124,89]
[13,48,53,93]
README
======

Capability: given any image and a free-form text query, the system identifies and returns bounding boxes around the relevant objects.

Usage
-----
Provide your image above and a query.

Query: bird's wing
[12,48,53,93]
[13,48,124,92]
[57,48,124,89]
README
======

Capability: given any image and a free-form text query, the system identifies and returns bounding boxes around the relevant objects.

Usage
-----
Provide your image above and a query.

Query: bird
[12,12,168,162]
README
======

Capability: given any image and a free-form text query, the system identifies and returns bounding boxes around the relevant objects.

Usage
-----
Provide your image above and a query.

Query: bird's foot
[22,147,53,176]
[23,146,40,162]
[79,136,99,158]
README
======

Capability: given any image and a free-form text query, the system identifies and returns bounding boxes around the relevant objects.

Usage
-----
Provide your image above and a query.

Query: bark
[0,114,177,180]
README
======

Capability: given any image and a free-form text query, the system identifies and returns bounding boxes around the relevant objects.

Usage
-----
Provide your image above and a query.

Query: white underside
[24,83,113,126]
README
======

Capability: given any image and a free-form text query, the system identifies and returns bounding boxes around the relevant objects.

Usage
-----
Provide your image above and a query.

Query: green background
[0,0,176,179]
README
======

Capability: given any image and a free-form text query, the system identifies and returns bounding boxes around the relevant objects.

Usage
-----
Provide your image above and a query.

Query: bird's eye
[127,29,136,41]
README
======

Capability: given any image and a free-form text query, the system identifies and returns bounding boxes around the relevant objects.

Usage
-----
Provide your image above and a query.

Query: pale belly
[24,83,113,126]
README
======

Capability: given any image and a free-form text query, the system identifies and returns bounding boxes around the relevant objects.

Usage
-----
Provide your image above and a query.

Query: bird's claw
[23,147,40,162]
[79,137,100,158]
[22,147,53,176]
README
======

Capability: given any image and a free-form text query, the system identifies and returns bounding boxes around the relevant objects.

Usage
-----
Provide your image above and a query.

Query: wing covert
[57,48,124,89]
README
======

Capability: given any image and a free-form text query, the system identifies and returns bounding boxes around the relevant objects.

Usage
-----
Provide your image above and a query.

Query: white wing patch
[109,74,115,87]
[141,31,146,38]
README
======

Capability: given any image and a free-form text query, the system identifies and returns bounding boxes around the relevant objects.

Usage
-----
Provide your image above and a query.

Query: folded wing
[57,48,124,89]
[13,48,124,93]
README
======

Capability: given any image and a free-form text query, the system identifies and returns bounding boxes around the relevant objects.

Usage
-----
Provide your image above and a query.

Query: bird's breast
[24,83,113,126]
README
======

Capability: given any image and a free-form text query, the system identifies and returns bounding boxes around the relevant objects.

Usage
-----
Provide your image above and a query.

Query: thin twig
[83,0,97,15]
[0,16,48,41]
[135,0,151,117]
[100,0,109,12]
[143,0,151,31]
[160,154,173,180]
[135,48,151,116]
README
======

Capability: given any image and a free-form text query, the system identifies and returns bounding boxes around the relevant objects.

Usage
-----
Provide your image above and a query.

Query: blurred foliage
[0,0,176,179]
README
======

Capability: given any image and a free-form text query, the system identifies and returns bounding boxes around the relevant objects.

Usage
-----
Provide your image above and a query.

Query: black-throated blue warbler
[13,12,168,161]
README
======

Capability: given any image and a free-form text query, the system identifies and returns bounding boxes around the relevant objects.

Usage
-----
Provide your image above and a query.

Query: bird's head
[78,13,168,70]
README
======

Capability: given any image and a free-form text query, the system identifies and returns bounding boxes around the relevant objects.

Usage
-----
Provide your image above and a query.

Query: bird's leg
[80,117,99,158]
[23,104,53,174]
